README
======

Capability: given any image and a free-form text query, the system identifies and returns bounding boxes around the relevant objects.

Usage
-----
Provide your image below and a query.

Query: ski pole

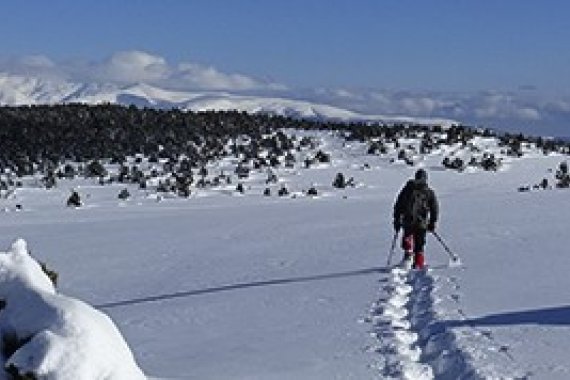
[431,231,460,263]
[386,231,399,267]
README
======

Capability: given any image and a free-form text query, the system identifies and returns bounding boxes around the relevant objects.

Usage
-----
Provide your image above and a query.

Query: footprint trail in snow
[367,266,476,379]
[365,265,531,379]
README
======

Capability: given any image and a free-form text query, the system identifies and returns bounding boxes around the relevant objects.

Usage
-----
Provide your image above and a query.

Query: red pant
[401,227,427,268]
[401,227,427,254]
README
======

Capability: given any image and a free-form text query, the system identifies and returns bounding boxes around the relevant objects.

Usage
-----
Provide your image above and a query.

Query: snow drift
[0,239,145,380]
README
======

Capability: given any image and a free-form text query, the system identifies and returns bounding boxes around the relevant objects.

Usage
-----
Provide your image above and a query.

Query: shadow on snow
[445,305,570,328]
[96,266,390,310]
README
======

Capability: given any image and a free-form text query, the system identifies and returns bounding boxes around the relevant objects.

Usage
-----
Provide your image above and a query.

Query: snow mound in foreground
[0,239,146,380]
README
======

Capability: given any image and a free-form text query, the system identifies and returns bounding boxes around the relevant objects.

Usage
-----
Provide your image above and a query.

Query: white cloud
[399,97,449,115]
[95,51,286,91]
[99,51,169,83]
[0,50,283,92]
[472,92,541,121]
[333,88,358,99]
[175,63,261,90]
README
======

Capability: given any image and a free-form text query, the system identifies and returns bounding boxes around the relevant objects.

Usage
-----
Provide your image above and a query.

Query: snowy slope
[0,131,568,379]
[0,73,457,126]
[0,239,145,379]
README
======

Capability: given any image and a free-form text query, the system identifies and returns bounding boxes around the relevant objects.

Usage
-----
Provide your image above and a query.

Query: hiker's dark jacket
[393,179,439,229]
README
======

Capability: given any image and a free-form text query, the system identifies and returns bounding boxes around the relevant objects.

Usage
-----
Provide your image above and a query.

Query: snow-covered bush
[118,188,130,200]
[0,239,145,380]
[480,153,501,171]
[84,160,107,178]
[278,185,289,197]
[314,150,331,164]
[66,191,82,207]
[556,161,570,188]
[332,172,346,189]
[306,187,318,196]
[367,141,387,155]
[443,156,465,171]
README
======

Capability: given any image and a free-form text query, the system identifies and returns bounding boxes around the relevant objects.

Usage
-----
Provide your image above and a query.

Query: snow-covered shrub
[556,161,568,179]
[556,162,570,188]
[442,157,465,171]
[266,170,278,184]
[0,239,146,380]
[66,191,82,207]
[41,170,57,190]
[314,150,331,164]
[278,185,289,197]
[59,164,76,179]
[307,187,318,196]
[284,152,296,168]
[332,173,346,189]
[397,149,415,166]
[480,153,501,171]
[84,160,107,178]
[118,188,130,200]
[367,141,386,155]
[235,164,250,179]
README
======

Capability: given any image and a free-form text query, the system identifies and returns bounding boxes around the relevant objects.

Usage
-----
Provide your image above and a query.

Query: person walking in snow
[393,169,439,270]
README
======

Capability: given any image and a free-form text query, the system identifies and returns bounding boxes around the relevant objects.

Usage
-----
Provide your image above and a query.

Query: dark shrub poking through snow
[314,150,331,164]
[285,152,296,168]
[443,157,465,171]
[278,185,289,197]
[118,188,130,200]
[333,173,346,189]
[480,153,501,171]
[556,162,570,188]
[66,191,82,207]
[307,187,318,196]
[369,141,388,155]
[84,160,107,178]
[266,170,278,184]
[235,164,250,179]
[39,261,58,287]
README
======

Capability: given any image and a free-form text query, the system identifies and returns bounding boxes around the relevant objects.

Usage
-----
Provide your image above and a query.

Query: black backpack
[406,187,429,228]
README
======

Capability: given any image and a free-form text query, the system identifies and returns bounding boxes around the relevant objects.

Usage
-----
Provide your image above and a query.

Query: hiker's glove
[427,221,436,232]
[393,219,401,232]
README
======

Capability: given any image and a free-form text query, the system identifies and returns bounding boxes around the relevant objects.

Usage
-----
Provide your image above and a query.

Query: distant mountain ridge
[0,73,458,127]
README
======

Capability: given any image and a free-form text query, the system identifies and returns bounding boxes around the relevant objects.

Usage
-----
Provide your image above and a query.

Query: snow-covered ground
[0,131,568,379]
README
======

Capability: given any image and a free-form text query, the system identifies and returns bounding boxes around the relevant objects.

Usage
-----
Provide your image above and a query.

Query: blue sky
[1,0,569,135]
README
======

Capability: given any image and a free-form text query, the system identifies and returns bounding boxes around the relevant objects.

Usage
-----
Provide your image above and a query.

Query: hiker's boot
[413,252,425,270]
[401,252,413,269]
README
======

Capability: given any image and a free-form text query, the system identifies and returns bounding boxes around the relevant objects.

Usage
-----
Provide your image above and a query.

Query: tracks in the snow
[366,266,477,379]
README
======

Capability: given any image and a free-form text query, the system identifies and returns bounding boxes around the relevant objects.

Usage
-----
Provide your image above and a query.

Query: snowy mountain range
[0,73,458,127]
